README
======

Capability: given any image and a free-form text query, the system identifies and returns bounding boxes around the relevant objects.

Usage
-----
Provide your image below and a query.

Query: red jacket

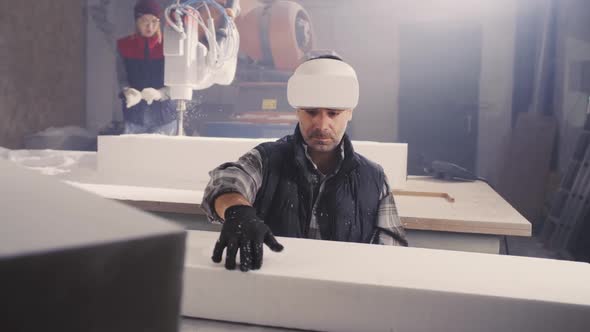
[117,34,165,90]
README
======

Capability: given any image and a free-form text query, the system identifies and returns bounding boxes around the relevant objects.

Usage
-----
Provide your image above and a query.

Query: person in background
[117,0,177,135]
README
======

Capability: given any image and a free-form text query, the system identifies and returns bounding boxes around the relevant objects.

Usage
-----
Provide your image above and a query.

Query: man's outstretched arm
[201,148,283,272]
[201,148,264,221]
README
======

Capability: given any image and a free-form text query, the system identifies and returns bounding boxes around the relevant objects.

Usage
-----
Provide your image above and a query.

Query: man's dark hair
[303,50,344,62]
[310,54,343,61]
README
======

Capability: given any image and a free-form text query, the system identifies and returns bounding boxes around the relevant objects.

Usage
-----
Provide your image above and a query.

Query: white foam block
[65,181,200,204]
[183,231,590,332]
[97,135,407,190]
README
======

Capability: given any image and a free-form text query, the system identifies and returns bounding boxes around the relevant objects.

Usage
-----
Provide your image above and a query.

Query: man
[117,0,176,135]
[202,54,408,272]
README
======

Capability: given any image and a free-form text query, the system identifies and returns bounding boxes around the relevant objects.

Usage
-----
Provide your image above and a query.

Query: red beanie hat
[134,0,162,19]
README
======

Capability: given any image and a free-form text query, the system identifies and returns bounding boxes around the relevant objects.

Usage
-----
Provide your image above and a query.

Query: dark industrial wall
[299,0,518,184]
[0,1,85,149]
[553,0,590,171]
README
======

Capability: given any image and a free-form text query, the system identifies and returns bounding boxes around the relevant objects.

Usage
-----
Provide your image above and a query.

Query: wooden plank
[66,177,531,237]
[13,150,529,237]
[393,189,455,202]
[120,198,529,236]
[182,230,590,332]
[402,217,530,236]
[396,177,532,236]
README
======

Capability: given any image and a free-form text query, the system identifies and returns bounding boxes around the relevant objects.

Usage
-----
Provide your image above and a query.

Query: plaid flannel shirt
[201,145,407,246]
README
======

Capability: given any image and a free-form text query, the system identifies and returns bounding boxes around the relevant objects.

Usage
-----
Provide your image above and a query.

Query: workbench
[1,135,531,254]
[68,175,531,254]
[397,176,531,253]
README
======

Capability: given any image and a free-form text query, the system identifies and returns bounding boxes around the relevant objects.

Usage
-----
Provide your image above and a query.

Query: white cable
[164,0,239,74]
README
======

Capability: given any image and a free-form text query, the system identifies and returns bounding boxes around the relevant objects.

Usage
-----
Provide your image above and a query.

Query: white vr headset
[287,58,359,110]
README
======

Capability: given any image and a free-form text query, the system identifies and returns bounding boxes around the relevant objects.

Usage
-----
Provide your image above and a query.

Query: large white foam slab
[183,231,590,332]
[97,135,407,190]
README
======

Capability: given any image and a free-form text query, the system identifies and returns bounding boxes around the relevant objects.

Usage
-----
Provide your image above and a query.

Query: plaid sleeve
[372,176,408,246]
[201,148,264,223]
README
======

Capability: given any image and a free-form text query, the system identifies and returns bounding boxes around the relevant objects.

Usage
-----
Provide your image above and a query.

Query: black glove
[212,205,284,272]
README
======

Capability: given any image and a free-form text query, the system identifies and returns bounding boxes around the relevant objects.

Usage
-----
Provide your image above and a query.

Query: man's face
[136,14,160,38]
[297,108,353,153]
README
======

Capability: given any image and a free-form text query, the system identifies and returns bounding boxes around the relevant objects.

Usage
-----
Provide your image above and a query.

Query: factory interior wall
[6,0,585,181]
[84,0,520,184]
[553,0,590,172]
[301,0,517,184]
[87,0,589,188]
[0,0,85,149]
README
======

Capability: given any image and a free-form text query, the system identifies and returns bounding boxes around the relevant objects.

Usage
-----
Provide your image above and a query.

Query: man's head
[134,0,161,38]
[287,54,359,153]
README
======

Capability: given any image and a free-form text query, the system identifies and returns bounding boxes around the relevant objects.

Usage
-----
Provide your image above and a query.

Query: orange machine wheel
[237,0,313,71]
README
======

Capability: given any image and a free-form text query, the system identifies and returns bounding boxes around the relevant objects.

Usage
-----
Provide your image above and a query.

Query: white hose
[164,0,239,72]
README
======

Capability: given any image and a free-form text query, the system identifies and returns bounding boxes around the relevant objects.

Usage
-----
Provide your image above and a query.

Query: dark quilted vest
[253,127,386,242]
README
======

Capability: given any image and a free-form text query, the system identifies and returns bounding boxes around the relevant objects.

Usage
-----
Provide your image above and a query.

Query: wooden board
[8,149,530,237]
[67,177,531,237]
[182,230,590,332]
[396,177,531,236]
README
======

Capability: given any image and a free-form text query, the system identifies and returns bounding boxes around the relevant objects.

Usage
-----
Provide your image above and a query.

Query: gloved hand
[122,88,142,108]
[141,87,169,105]
[212,205,284,272]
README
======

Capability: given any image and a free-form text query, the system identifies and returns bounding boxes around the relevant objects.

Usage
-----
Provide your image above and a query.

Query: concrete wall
[0,0,85,148]
[300,0,517,182]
